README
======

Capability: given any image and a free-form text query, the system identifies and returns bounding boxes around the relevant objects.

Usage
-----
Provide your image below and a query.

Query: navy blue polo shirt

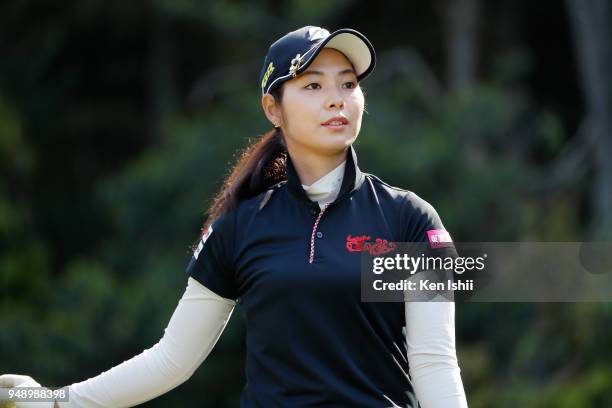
[186,145,452,408]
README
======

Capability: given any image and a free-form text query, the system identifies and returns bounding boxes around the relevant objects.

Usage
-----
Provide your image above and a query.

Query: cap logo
[289,53,303,78]
[261,62,275,92]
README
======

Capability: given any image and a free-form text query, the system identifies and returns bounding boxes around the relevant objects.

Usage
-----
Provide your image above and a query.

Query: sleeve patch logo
[427,229,453,249]
[194,225,213,259]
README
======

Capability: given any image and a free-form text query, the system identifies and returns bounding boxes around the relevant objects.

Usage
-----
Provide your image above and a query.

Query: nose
[326,89,345,110]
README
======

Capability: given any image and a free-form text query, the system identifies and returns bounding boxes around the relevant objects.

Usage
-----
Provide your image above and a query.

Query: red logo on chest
[346,235,397,255]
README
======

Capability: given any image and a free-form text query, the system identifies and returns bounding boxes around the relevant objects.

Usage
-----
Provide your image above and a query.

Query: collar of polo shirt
[286,145,365,206]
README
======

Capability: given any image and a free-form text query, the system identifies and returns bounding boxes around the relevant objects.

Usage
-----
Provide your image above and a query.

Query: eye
[305,83,321,90]
[343,81,356,89]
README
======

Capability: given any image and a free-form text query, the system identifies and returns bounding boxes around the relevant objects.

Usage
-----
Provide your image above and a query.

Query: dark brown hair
[199,87,287,236]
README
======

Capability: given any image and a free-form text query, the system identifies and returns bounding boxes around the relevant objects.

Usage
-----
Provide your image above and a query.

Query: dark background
[1,0,611,406]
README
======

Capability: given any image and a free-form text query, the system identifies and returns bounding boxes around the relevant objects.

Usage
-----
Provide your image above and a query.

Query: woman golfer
[1,26,468,407]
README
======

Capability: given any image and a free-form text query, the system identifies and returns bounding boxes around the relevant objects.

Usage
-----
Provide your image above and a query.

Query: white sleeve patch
[194,225,213,259]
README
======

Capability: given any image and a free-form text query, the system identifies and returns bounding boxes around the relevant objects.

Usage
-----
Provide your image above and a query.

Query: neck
[287,146,348,186]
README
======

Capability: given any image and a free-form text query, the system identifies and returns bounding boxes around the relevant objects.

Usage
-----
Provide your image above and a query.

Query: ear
[261,93,283,127]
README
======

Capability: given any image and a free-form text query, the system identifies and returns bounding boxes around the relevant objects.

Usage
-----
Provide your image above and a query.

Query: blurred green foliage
[1,0,611,407]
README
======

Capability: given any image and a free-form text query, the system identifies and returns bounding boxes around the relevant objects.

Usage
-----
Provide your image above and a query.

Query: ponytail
[197,86,287,240]
[200,126,288,235]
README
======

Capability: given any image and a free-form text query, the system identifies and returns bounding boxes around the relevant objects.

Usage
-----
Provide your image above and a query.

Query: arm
[404,298,468,408]
[60,277,235,407]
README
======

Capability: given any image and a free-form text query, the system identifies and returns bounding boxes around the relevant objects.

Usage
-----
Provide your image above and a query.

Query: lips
[321,116,349,126]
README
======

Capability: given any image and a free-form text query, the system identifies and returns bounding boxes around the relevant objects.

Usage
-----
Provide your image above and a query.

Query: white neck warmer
[301,160,346,209]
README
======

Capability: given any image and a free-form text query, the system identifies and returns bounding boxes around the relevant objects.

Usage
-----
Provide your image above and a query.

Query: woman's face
[266,48,365,157]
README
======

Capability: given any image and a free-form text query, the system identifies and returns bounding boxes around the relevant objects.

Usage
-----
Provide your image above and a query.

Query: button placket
[308,202,331,263]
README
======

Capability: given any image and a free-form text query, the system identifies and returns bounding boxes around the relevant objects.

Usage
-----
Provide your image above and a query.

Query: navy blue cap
[259,26,376,95]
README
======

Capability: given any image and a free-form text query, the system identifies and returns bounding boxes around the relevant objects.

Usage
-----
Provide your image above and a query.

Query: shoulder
[215,181,286,234]
[195,182,286,263]
[234,180,287,214]
[363,172,442,228]
[363,173,437,213]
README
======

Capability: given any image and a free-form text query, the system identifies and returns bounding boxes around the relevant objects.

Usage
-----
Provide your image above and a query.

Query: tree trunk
[444,0,481,90]
[566,0,612,238]
[147,5,178,142]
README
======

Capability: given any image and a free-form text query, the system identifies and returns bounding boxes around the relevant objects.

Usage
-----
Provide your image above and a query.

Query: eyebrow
[300,68,356,77]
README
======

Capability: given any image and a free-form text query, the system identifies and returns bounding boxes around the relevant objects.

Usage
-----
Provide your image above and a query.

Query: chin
[314,137,355,155]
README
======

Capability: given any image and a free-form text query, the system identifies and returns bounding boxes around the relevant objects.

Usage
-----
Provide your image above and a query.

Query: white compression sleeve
[59,277,235,408]
[405,299,468,408]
